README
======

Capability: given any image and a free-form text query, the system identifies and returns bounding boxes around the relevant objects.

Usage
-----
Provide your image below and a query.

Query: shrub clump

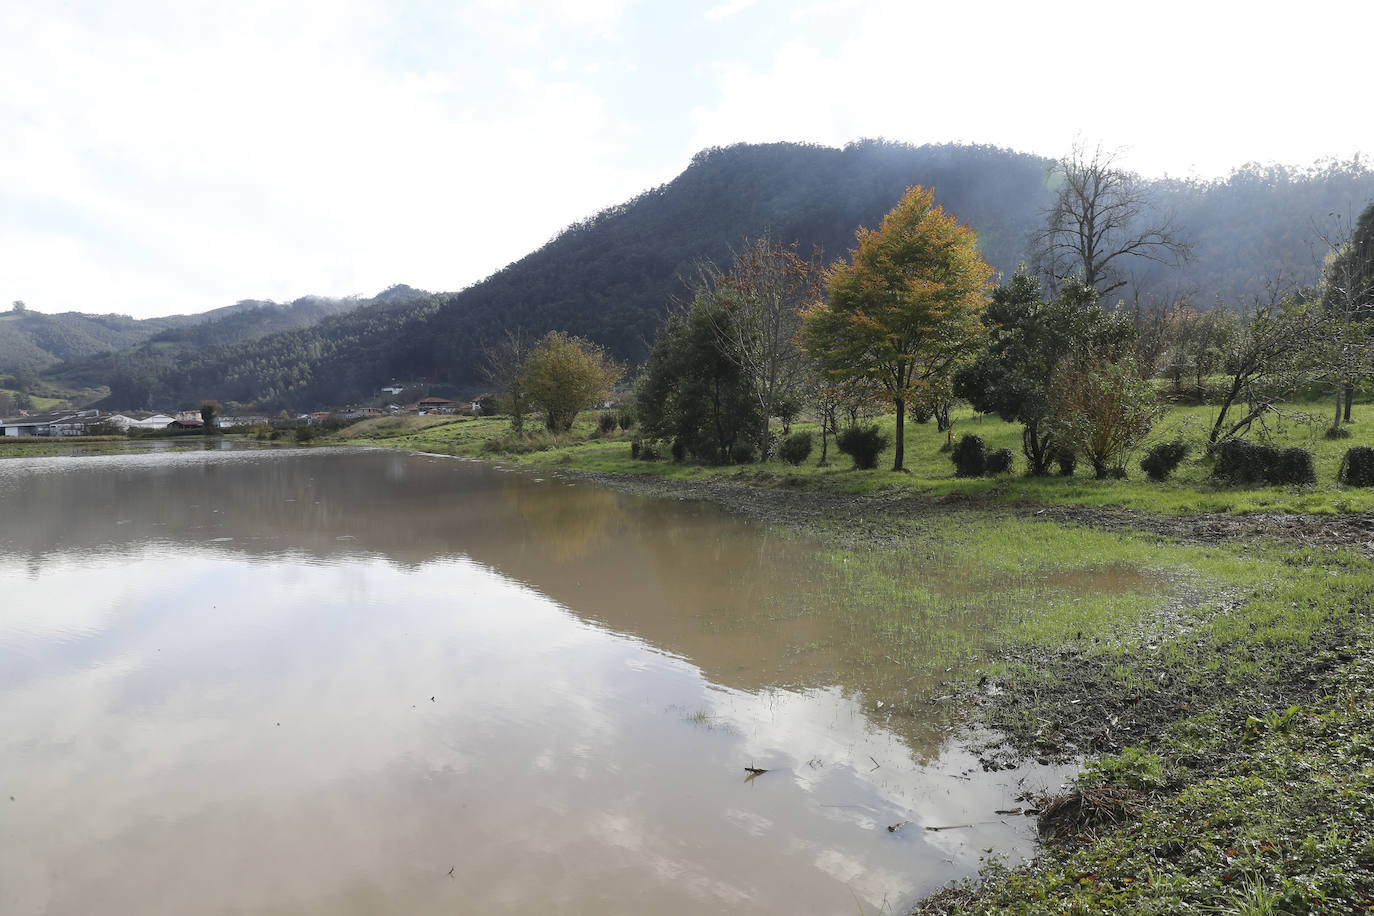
[950,435,1012,476]
[951,433,986,477]
[1338,445,1374,487]
[1139,440,1190,481]
[1053,448,1077,477]
[778,431,814,466]
[984,447,1013,475]
[597,412,617,434]
[729,442,757,465]
[1212,439,1316,486]
[836,425,890,470]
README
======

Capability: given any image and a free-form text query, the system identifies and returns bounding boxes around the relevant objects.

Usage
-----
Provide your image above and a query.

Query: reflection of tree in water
[0,450,1157,767]
[501,479,623,564]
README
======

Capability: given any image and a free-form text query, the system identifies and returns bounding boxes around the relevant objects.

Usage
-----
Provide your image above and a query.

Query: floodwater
[0,448,1146,914]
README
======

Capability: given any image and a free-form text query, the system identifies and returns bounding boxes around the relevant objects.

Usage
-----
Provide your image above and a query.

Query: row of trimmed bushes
[629,430,1374,489]
[1209,440,1374,487]
[1211,439,1316,485]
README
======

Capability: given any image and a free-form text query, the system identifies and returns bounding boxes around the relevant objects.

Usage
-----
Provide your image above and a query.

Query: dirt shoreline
[555,466,1374,556]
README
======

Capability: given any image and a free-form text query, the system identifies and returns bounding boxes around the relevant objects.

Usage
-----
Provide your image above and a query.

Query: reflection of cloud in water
[0,451,1089,914]
[687,681,1074,909]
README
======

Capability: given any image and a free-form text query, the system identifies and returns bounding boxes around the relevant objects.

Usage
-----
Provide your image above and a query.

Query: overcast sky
[3,0,1369,320]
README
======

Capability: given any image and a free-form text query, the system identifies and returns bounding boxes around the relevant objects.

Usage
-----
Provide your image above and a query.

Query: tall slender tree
[802,185,992,471]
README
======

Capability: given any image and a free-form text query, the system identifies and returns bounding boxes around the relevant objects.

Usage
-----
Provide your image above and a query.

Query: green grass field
[339,399,1374,515]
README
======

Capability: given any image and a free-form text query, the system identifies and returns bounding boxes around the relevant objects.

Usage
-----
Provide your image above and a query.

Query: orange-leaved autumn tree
[801,185,992,471]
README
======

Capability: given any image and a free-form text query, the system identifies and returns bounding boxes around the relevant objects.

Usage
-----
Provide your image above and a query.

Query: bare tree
[1206,280,1324,445]
[700,236,824,460]
[480,329,532,435]
[1032,142,1192,298]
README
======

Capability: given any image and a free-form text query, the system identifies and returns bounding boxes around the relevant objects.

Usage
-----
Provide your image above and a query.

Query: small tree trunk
[1022,423,1050,476]
[1343,381,1354,423]
[892,397,905,471]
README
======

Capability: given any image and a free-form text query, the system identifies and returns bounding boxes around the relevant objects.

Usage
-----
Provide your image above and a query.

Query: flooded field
[0,449,1164,914]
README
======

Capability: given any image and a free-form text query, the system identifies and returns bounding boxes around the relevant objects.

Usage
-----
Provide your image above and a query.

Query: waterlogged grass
[922,629,1374,914]
[338,399,1374,514]
[917,555,1374,914]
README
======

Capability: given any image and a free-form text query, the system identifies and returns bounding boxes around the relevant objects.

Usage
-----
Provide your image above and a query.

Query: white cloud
[0,0,652,316]
[705,0,759,22]
[687,0,1373,179]
[0,0,1369,318]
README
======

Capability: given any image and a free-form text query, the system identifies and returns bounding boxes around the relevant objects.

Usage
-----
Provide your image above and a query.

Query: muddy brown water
[0,448,1152,914]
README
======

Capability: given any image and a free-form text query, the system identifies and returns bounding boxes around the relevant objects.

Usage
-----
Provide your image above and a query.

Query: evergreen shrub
[1054,448,1077,477]
[778,431,813,466]
[730,442,757,464]
[951,434,986,477]
[1140,440,1190,481]
[836,425,889,470]
[1212,439,1316,486]
[1276,447,1317,485]
[1338,446,1374,487]
[984,447,1014,475]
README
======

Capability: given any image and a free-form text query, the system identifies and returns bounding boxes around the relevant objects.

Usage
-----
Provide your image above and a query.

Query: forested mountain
[35,140,1374,412]
[95,286,443,409]
[1145,160,1374,302]
[4,296,362,380]
[45,296,366,395]
[0,308,190,376]
[393,141,1053,389]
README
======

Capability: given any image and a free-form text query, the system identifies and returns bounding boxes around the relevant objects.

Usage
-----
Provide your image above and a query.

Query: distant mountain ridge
[2,296,362,379]
[21,140,1374,412]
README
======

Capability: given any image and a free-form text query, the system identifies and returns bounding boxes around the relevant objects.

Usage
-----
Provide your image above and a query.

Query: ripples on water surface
[0,448,1091,915]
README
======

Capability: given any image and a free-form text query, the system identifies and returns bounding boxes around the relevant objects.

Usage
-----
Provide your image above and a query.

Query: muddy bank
[556,467,1374,556]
